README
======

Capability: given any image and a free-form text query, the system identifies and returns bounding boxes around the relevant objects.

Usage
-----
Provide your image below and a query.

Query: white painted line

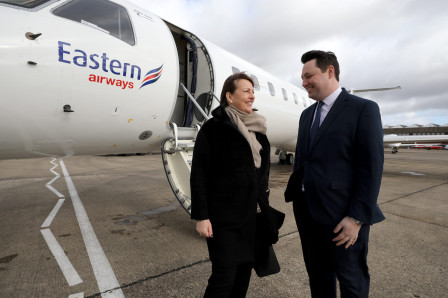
[59,159,124,298]
[47,175,60,185]
[50,158,60,176]
[41,199,65,228]
[50,167,60,177]
[40,229,83,286]
[46,159,65,198]
[46,184,65,198]
[400,171,425,176]
[69,292,84,298]
[102,289,125,298]
[50,158,59,166]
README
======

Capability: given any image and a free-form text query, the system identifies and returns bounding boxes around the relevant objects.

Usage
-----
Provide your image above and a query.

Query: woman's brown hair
[219,72,254,106]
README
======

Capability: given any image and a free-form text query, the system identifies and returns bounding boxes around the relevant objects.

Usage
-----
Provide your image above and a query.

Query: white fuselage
[0,0,310,159]
[4,0,444,160]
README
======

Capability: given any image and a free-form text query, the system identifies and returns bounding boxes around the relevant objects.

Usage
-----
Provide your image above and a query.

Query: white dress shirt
[312,87,342,127]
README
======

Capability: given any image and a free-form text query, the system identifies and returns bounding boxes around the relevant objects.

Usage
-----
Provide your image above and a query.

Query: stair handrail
[209,91,221,104]
[169,122,179,149]
[180,83,210,121]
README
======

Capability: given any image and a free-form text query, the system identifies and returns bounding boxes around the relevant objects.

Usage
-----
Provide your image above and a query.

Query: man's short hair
[301,50,340,81]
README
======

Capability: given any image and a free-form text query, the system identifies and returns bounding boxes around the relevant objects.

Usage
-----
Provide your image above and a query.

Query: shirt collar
[322,87,342,107]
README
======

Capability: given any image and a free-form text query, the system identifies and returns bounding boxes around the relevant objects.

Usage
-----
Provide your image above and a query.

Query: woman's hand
[196,219,213,238]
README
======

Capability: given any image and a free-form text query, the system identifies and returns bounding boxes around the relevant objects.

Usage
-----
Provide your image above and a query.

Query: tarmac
[0,149,447,297]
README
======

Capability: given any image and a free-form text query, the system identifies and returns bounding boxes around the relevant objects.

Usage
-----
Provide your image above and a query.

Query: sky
[129,0,448,126]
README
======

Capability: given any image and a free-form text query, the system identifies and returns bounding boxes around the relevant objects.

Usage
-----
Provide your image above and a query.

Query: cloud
[129,0,448,125]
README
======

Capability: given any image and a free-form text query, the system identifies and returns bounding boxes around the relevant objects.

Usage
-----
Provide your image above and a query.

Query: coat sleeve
[190,130,211,220]
[293,112,305,173]
[257,134,271,205]
[349,100,384,224]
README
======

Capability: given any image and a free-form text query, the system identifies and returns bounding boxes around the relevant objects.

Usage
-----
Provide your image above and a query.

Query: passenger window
[232,66,241,74]
[250,75,260,91]
[282,88,288,101]
[53,0,135,45]
[293,93,298,105]
[268,82,275,96]
[302,97,307,108]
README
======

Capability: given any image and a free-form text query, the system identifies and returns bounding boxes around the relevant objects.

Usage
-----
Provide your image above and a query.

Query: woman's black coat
[190,105,270,267]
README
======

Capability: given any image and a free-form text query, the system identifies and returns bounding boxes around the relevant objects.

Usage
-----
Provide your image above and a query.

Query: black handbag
[254,207,284,277]
[254,243,280,277]
[257,203,285,244]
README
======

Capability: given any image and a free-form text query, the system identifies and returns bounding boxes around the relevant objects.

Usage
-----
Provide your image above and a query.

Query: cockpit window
[53,0,135,45]
[0,0,50,8]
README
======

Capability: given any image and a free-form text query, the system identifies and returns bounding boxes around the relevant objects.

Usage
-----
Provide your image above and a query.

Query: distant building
[383,123,448,136]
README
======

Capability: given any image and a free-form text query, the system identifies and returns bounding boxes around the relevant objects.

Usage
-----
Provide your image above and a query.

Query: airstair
[161,84,219,214]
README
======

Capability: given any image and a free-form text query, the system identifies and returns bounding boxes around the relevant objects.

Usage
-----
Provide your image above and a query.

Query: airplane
[410,144,443,150]
[2,0,448,214]
[384,135,448,154]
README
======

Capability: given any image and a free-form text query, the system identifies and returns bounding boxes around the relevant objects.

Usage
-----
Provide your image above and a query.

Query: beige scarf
[225,105,267,168]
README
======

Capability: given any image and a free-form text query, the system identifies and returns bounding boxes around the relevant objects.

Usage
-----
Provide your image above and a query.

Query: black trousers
[203,262,252,298]
[293,196,370,298]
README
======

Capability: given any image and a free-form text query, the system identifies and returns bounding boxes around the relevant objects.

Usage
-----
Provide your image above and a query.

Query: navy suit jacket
[285,89,385,226]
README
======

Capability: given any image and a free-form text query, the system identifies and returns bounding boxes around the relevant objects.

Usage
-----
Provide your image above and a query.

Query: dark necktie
[309,101,323,146]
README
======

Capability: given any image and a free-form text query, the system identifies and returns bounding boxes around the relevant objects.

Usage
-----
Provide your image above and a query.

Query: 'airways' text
[89,74,134,89]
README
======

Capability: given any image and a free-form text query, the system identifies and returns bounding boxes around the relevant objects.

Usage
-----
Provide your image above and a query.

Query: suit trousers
[203,262,252,298]
[293,194,370,298]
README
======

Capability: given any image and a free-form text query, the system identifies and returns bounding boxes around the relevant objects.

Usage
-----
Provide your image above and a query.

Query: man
[285,50,385,298]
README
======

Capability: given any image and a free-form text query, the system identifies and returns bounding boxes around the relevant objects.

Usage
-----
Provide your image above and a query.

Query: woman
[190,73,271,297]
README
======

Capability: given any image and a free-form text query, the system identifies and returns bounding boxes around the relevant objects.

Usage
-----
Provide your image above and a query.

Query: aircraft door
[163,22,215,128]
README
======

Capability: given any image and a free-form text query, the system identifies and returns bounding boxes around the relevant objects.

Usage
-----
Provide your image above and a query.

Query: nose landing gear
[278,151,294,165]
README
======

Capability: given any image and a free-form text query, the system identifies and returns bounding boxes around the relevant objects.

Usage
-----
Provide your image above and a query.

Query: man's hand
[332,216,361,249]
[196,219,213,238]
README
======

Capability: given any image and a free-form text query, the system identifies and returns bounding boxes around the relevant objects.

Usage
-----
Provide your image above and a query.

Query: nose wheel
[278,151,294,165]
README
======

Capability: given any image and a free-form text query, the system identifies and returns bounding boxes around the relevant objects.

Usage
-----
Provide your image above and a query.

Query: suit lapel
[302,104,316,153]
[308,90,350,152]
